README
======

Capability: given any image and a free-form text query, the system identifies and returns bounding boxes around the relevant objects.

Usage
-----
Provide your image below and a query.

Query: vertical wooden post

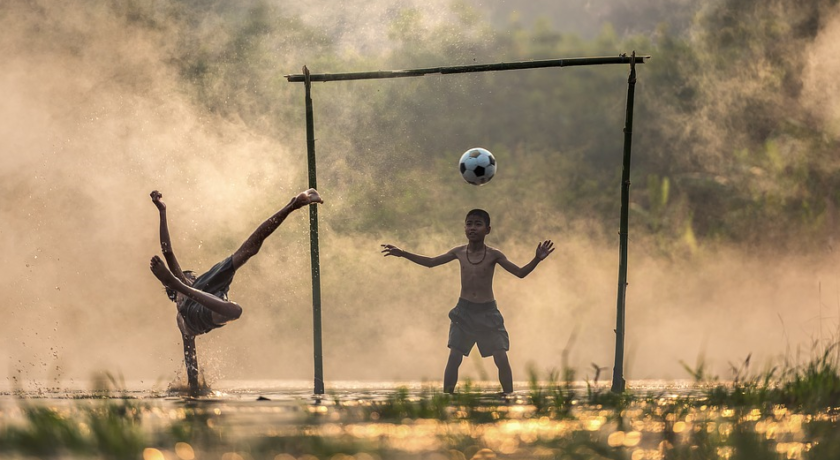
[304,66,325,395]
[612,52,637,394]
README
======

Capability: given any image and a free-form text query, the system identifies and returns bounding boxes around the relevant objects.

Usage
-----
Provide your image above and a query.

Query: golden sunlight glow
[142,448,165,460]
[716,446,734,459]
[470,448,496,459]
[585,416,606,431]
[623,431,642,447]
[175,442,195,460]
[776,442,806,459]
[608,431,625,447]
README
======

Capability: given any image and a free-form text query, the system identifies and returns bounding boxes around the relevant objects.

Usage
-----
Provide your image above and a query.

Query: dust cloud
[1,0,305,389]
[2,0,839,392]
[802,9,840,139]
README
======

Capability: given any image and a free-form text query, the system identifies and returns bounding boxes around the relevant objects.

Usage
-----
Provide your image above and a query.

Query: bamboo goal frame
[286,53,647,395]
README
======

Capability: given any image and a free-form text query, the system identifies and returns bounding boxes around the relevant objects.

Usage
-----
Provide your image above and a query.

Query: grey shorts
[447,298,509,357]
[178,256,236,336]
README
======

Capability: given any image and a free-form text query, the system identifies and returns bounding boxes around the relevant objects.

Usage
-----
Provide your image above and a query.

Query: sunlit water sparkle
[0,380,834,460]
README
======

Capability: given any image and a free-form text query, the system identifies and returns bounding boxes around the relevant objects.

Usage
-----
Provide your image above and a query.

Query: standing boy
[149,188,323,395]
[381,209,554,394]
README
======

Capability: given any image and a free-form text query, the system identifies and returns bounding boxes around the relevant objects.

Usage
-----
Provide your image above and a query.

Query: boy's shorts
[178,256,237,336]
[447,298,510,357]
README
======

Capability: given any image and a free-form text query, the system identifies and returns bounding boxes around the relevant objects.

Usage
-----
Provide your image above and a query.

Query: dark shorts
[447,298,509,357]
[178,256,237,336]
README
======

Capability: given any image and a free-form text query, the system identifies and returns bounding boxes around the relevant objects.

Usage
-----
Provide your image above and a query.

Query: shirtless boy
[149,188,323,394]
[381,209,554,394]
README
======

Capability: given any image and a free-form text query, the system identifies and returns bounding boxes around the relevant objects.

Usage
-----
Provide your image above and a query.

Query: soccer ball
[459,148,496,185]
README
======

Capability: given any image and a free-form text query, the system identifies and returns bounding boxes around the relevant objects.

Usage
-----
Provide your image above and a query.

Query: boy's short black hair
[466,209,491,226]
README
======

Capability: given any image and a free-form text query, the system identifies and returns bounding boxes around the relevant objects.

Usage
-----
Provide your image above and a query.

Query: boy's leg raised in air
[150,255,243,320]
[443,349,464,393]
[493,350,514,394]
[231,189,323,269]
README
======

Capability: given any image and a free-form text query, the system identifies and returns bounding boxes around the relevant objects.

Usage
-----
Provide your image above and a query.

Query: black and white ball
[459,148,496,185]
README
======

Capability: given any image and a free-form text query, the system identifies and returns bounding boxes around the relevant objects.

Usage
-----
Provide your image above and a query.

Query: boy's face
[464,214,490,242]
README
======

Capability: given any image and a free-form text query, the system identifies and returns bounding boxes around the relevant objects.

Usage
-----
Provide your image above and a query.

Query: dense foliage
[91,0,840,254]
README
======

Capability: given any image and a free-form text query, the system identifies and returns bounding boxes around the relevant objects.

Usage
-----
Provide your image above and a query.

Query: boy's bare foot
[150,190,166,211]
[293,188,323,209]
[150,255,182,289]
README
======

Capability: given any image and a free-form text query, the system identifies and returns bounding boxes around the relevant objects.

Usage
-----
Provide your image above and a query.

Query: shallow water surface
[0,380,832,459]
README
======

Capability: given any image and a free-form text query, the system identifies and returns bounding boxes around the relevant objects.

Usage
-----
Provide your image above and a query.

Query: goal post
[287,53,648,395]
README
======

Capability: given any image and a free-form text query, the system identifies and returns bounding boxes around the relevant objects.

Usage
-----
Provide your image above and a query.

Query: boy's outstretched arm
[381,244,457,268]
[497,240,555,278]
[150,190,188,283]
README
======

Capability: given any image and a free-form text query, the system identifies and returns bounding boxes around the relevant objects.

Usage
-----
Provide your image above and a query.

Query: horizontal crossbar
[286,55,649,82]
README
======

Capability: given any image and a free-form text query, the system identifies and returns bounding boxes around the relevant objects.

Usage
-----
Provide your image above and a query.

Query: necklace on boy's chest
[467,245,487,265]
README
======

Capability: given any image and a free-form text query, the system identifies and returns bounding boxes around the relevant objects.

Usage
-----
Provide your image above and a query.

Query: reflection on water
[1,380,838,459]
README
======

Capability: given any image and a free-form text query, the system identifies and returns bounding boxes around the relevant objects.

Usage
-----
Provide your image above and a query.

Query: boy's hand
[150,190,165,211]
[535,240,555,260]
[381,244,404,258]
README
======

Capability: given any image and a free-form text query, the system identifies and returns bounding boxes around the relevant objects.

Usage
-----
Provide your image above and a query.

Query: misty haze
[2,0,839,395]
